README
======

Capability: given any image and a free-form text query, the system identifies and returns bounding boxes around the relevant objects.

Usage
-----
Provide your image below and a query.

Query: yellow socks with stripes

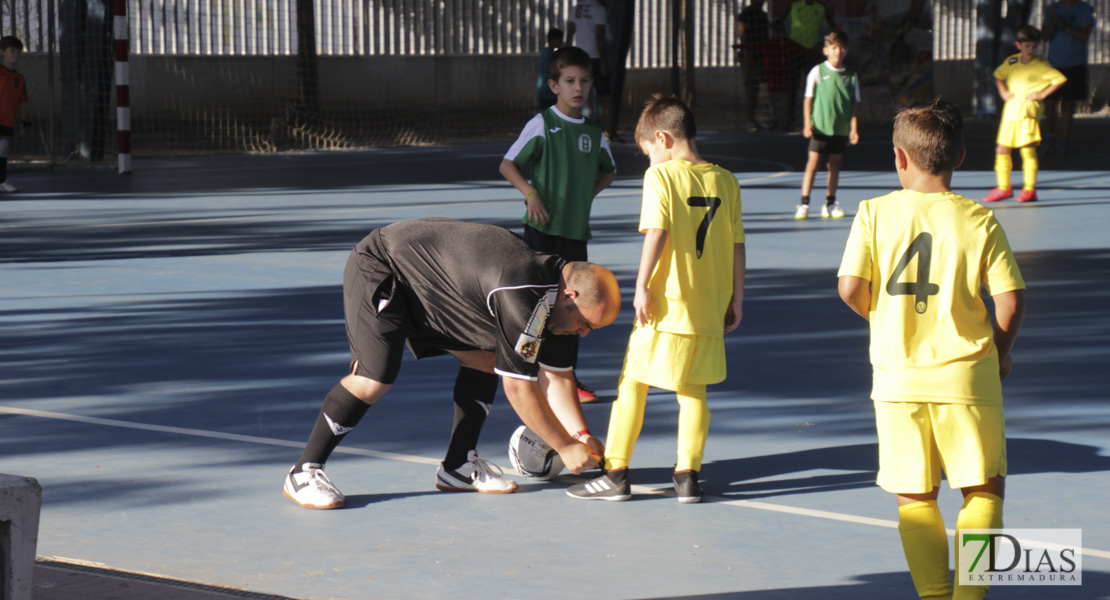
[898,500,953,600]
[994,153,1013,190]
[675,384,710,472]
[953,492,1003,600]
[1020,146,1038,191]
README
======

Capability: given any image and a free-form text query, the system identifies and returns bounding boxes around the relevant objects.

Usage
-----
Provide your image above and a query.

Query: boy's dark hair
[1017,26,1042,43]
[548,46,591,81]
[892,97,964,176]
[824,30,849,48]
[546,28,564,47]
[635,94,697,146]
[0,36,23,52]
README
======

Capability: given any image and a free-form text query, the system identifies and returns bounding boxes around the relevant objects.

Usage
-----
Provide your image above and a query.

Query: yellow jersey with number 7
[838,189,1025,405]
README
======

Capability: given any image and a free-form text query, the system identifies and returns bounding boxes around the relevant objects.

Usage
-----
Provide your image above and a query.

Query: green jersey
[504,107,616,241]
[805,61,860,137]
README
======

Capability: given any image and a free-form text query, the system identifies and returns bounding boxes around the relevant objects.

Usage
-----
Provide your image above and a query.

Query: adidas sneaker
[673,469,704,504]
[436,450,518,493]
[566,469,631,501]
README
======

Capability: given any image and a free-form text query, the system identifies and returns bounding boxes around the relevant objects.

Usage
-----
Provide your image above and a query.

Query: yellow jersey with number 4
[640,159,744,337]
[838,190,1025,405]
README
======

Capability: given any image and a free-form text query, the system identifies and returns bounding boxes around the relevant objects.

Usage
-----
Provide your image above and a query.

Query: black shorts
[808,132,849,155]
[591,59,611,97]
[342,248,477,384]
[523,225,588,262]
[1051,64,1088,103]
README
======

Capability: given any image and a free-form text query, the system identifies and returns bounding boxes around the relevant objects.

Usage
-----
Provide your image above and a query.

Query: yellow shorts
[622,326,725,391]
[873,400,1007,494]
[996,118,1041,148]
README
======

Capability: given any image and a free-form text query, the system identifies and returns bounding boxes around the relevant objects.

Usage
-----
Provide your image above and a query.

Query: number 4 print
[885,232,940,314]
[687,196,721,258]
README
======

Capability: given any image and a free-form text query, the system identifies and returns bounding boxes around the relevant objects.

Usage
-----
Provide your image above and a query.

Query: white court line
[5,404,1109,561]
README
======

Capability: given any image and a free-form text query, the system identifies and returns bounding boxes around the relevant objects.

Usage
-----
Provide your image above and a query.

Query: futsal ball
[508,425,565,480]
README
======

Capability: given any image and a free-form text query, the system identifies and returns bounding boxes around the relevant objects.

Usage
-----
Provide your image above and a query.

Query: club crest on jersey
[513,288,557,363]
[1008,57,1019,65]
[578,134,592,153]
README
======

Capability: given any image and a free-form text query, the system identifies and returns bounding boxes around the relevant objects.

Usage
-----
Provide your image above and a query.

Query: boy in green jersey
[796,30,859,220]
[500,45,617,403]
[838,98,1026,600]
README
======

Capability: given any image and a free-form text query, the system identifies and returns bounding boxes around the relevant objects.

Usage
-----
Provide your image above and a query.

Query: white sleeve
[803,65,820,98]
[503,114,547,162]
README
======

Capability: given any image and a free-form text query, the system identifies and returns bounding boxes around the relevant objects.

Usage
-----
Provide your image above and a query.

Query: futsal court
[2,123,1109,599]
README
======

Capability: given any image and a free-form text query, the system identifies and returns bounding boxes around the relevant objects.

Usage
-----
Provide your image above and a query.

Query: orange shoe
[1017,189,1038,203]
[982,187,1014,203]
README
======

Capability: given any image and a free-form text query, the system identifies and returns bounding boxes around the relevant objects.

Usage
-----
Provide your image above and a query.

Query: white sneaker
[436,450,518,494]
[794,204,809,220]
[0,181,18,192]
[822,201,845,218]
[283,463,345,509]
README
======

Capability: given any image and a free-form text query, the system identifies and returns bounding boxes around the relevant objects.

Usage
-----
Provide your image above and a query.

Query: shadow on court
[631,570,1110,599]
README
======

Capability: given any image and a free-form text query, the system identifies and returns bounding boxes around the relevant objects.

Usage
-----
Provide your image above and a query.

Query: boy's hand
[849,130,859,145]
[999,90,1014,101]
[999,354,1013,380]
[526,194,550,227]
[723,300,743,334]
[803,124,813,138]
[633,287,652,326]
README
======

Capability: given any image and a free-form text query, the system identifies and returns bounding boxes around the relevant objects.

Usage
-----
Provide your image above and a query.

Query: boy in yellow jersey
[838,98,1026,600]
[567,94,745,503]
[983,26,1066,204]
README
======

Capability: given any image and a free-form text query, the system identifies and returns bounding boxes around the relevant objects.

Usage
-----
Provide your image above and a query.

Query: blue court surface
[2,129,1109,599]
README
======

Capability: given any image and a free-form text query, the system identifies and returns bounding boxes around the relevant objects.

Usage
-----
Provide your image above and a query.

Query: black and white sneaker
[566,469,631,501]
[673,469,703,503]
[283,463,345,509]
[436,450,518,493]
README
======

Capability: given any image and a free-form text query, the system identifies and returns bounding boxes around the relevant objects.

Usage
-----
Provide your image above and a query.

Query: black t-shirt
[737,7,770,57]
[356,218,573,380]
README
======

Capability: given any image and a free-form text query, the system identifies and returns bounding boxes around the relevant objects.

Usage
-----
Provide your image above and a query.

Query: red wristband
[572,429,590,440]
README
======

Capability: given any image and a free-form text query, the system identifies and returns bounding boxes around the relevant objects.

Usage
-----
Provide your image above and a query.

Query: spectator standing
[1041,0,1095,154]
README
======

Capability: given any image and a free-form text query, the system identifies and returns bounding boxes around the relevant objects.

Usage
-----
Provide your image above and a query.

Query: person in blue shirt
[1041,0,1095,154]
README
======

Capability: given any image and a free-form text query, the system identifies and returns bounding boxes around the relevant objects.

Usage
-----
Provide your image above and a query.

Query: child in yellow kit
[839,98,1026,600]
[566,94,745,503]
[983,26,1066,204]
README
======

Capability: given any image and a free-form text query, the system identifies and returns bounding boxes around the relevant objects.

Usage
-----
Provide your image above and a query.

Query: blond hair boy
[567,95,745,503]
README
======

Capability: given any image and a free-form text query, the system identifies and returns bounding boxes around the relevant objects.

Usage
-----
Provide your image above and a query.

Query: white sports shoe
[822,201,845,218]
[0,181,18,193]
[794,204,809,220]
[283,463,345,509]
[436,450,519,494]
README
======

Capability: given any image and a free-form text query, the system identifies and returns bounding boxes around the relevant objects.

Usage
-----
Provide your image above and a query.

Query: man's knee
[339,374,389,404]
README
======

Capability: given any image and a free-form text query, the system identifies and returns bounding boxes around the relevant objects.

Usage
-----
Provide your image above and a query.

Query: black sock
[800,195,810,206]
[443,367,498,470]
[826,195,837,205]
[296,383,370,470]
[1,157,7,183]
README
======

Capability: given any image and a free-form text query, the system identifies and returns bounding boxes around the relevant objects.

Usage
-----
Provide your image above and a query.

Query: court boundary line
[4,404,1108,561]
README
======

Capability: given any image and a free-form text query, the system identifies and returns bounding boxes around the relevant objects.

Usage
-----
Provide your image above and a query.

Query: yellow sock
[1020,147,1038,190]
[603,375,648,470]
[994,153,1012,190]
[898,501,953,600]
[953,492,1003,600]
[675,384,710,472]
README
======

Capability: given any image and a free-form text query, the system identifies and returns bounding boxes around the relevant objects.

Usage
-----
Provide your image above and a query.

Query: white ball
[508,425,565,480]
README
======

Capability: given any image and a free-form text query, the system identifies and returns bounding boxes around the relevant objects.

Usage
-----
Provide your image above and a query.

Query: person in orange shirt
[0,36,28,193]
